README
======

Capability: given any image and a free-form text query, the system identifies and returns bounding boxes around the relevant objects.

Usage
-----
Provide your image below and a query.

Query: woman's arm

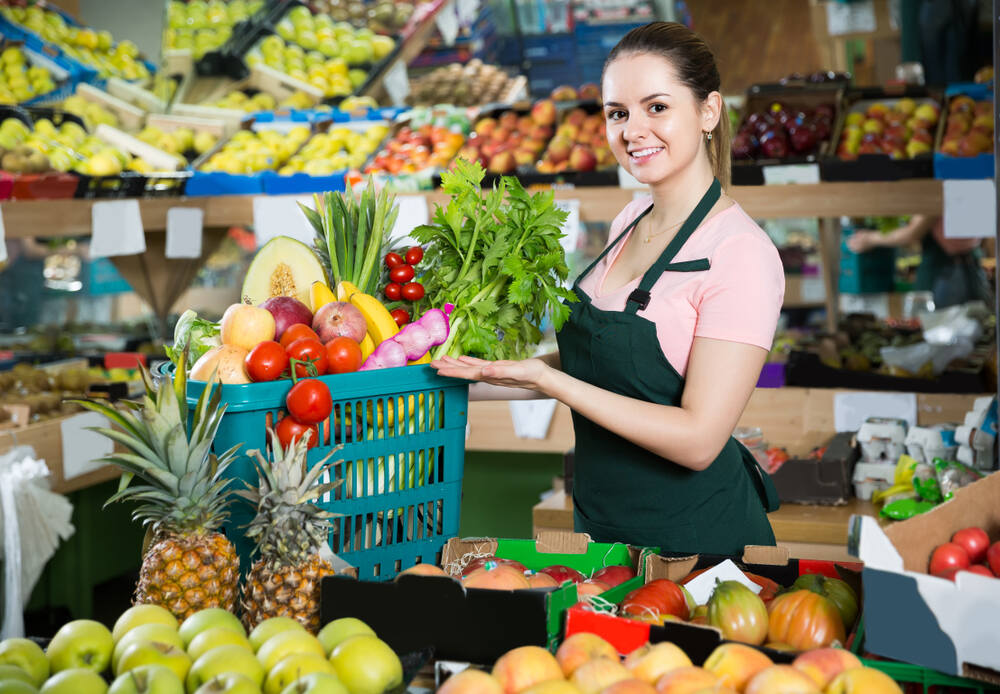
[467,352,561,401]
[846,215,937,253]
[433,337,766,470]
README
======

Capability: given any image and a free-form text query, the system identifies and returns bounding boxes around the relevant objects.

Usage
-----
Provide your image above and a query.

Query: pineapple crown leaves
[67,351,241,534]
[238,429,345,566]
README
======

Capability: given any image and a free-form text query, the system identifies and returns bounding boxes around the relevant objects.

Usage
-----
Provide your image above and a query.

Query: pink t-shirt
[576,196,785,377]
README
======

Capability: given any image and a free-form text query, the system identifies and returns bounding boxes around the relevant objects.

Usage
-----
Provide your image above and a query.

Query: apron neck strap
[574,203,654,289]
[626,178,721,314]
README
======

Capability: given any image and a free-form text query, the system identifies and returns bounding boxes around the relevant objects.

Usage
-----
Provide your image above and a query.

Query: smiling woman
[433,22,785,556]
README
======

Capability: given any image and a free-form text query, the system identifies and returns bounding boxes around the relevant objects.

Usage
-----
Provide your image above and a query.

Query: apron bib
[555,179,778,555]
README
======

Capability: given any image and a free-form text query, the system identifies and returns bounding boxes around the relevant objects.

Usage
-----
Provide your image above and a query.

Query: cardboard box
[850,471,1000,683]
[565,545,863,663]
[319,531,654,664]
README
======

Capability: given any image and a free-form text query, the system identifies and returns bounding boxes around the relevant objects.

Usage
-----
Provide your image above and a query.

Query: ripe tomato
[279,323,320,349]
[929,542,970,576]
[325,336,363,374]
[385,252,404,268]
[405,246,423,265]
[952,527,990,564]
[245,340,288,382]
[275,416,318,449]
[965,564,995,578]
[390,308,410,327]
[384,282,402,301]
[401,282,425,301]
[388,265,414,283]
[286,379,332,425]
[988,541,1000,576]
[286,337,328,377]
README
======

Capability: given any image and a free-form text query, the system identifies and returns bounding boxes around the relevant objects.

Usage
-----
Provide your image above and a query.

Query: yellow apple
[258,631,324,673]
[264,654,335,694]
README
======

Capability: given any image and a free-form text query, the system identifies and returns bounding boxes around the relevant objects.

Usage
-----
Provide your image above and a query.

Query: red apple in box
[260,296,312,342]
[958,132,991,156]
[591,564,636,588]
[474,117,498,137]
[547,136,573,164]
[581,114,603,135]
[480,139,506,160]
[526,138,549,154]
[491,126,512,144]
[499,111,519,130]
[565,108,587,127]
[531,99,558,126]
[556,122,580,141]
[461,555,527,576]
[517,115,535,134]
[576,579,610,597]
[579,82,601,100]
[529,124,553,142]
[488,151,517,174]
[939,137,961,156]
[551,85,578,101]
[568,145,597,172]
[513,148,536,167]
[539,564,585,584]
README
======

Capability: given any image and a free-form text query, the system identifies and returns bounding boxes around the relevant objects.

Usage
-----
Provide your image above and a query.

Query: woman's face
[602,52,716,186]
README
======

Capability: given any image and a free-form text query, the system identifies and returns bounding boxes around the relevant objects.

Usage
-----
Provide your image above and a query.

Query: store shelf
[0,179,946,239]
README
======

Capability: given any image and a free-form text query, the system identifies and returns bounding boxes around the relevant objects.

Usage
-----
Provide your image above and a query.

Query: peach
[526,137,550,154]
[571,657,632,694]
[398,563,448,577]
[439,669,504,694]
[565,108,588,127]
[530,124,554,142]
[600,679,656,694]
[568,145,597,172]
[557,123,581,140]
[792,648,862,688]
[492,126,512,144]
[653,667,718,694]
[522,682,583,694]
[547,136,573,164]
[488,151,517,175]
[475,117,498,137]
[551,85,579,101]
[579,83,601,100]
[528,572,559,588]
[581,114,603,135]
[517,115,536,134]
[623,643,692,685]
[825,667,903,694]
[492,646,564,694]
[702,643,772,691]
[499,111,519,130]
[577,580,611,597]
[464,564,530,590]
[744,665,819,694]
[532,99,558,126]
[556,633,619,677]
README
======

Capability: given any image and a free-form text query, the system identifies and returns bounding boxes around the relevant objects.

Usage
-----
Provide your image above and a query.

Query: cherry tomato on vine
[275,416,318,449]
[384,282,402,301]
[279,323,320,349]
[286,379,333,425]
[404,246,424,265]
[390,308,411,327]
[385,252,404,268]
[389,265,414,283]
[325,336,363,374]
[401,282,425,301]
[245,340,289,382]
[286,337,328,377]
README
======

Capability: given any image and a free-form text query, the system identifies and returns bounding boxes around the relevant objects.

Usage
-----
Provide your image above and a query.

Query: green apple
[257,632,324,673]
[116,642,190,684]
[112,606,178,643]
[0,681,37,694]
[187,629,252,662]
[0,639,49,686]
[186,646,264,692]
[192,673,260,694]
[38,668,107,694]
[316,620,373,657]
[247,619,304,653]
[113,625,185,673]
[263,655,334,694]
[0,665,34,686]
[107,665,184,694]
[279,672,347,694]
[46,620,114,674]
[178,610,245,649]
[328,636,401,694]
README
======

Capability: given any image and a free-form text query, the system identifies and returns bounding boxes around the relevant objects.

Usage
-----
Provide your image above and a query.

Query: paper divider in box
[145,112,238,140]
[91,122,182,172]
[67,82,147,132]
[105,77,171,115]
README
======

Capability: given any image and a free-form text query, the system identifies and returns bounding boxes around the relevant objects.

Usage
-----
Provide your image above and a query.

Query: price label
[801,277,825,302]
[0,205,6,263]
[60,412,114,481]
[165,208,204,258]
[90,199,146,258]
[389,195,429,247]
[383,61,410,107]
[252,195,315,247]
[762,163,820,185]
[944,179,995,239]
[457,0,479,24]
[555,199,581,254]
[435,4,459,45]
[825,0,876,35]
[617,165,645,190]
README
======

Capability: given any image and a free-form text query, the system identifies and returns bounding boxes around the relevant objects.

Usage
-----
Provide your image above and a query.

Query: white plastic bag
[879,339,974,377]
[0,445,75,638]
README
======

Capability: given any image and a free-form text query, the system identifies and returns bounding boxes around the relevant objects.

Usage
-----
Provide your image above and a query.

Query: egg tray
[730,83,843,186]
[820,85,942,182]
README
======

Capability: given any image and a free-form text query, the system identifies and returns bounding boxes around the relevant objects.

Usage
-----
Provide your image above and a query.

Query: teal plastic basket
[184,365,469,581]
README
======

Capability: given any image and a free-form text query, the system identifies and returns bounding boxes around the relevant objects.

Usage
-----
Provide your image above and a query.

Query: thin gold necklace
[640,216,686,244]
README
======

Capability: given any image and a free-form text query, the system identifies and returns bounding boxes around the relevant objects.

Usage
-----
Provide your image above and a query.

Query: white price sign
[90,199,146,258]
[943,179,996,239]
[165,207,204,258]
[383,61,410,107]
[555,199,581,254]
[435,5,459,45]
[762,164,820,185]
[252,196,315,247]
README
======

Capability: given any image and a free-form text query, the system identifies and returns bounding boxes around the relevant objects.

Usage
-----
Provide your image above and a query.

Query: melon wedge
[242,236,326,307]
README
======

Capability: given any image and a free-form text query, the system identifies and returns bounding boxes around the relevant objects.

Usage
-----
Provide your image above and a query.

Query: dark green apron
[556,179,779,555]
[915,234,992,309]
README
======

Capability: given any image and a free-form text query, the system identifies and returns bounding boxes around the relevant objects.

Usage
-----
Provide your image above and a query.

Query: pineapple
[239,429,343,632]
[72,352,242,620]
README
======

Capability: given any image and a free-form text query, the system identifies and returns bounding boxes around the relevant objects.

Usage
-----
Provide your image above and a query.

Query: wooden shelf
[0,179,945,239]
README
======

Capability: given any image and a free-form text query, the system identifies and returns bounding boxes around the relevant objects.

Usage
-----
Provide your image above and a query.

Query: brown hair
[603,22,731,188]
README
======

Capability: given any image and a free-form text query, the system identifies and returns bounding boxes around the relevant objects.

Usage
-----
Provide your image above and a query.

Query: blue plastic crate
[573,20,645,52]
[839,238,895,294]
[185,365,469,581]
[522,33,575,62]
[934,83,994,180]
[261,169,347,195]
[185,170,265,196]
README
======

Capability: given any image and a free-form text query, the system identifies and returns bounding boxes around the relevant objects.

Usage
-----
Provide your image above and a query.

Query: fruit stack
[833,97,940,161]
[164,0,267,60]
[277,123,389,177]
[363,108,468,178]
[927,525,1000,581]
[196,125,311,175]
[938,94,993,158]
[135,124,219,164]
[537,104,616,175]
[314,0,416,33]
[407,60,522,107]
[58,93,126,131]
[439,636,904,694]
[0,4,151,82]
[550,83,602,102]
[459,103,555,175]
[0,43,60,104]
[0,608,406,694]
[732,100,836,161]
